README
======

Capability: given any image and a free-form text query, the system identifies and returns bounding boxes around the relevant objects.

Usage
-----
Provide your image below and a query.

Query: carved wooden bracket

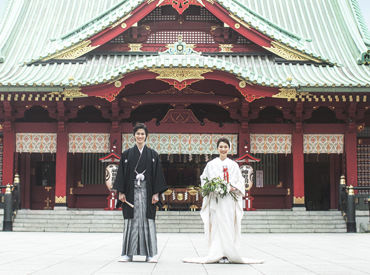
[160,105,200,124]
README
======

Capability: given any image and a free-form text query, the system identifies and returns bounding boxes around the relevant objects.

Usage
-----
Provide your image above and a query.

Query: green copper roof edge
[30,0,142,63]
[59,0,128,40]
[219,0,334,64]
[349,0,370,47]
[230,0,305,42]
[298,87,370,93]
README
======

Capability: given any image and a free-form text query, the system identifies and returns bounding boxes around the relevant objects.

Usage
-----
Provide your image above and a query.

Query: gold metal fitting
[348,185,354,196]
[5,184,12,194]
[340,175,346,185]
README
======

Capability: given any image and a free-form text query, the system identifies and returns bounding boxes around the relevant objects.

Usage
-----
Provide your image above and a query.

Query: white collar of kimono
[136,144,145,154]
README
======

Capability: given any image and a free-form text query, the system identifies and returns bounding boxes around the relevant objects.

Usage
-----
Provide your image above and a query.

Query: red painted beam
[82,69,278,103]
[97,43,267,53]
[203,2,272,47]
[82,71,158,101]
[90,1,160,46]
[203,71,278,101]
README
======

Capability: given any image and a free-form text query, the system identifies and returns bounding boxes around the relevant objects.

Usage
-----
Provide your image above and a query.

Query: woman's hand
[230,186,237,192]
[152,193,159,204]
[119,192,126,203]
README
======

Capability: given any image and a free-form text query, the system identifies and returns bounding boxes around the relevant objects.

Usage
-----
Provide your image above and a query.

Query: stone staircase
[12,209,347,233]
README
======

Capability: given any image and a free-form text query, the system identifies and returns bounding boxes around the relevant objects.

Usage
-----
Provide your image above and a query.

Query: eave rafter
[35,0,329,64]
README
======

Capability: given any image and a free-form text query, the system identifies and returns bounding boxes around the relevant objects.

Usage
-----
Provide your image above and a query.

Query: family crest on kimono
[113,123,168,263]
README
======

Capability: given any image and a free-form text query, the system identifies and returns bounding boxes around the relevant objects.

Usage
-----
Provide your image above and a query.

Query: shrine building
[0,0,369,211]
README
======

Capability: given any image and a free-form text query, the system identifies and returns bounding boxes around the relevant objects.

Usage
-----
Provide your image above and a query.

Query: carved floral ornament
[264,41,322,63]
[149,67,212,90]
[149,68,212,83]
[156,0,204,14]
[43,40,98,61]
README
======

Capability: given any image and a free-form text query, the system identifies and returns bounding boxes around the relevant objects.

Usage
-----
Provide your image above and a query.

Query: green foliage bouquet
[201,176,238,202]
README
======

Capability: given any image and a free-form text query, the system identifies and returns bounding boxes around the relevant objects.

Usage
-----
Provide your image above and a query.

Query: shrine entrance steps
[12,209,347,233]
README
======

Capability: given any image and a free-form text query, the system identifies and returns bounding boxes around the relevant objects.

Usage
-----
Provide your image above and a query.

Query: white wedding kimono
[184,157,263,264]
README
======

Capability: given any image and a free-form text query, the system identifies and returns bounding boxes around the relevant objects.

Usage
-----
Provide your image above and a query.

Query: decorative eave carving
[264,41,322,63]
[61,88,88,98]
[149,68,212,83]
[149,67,212,90]
[161,36,200,56]
[43,40,98,61]
[145,87,215,95]
[157,0,203,15]
[272,88,298,99]
[160,106,201,124]
[128,43,143,52]
[273,88,310,100]
[358,50,370,65]
[219,44,233,52]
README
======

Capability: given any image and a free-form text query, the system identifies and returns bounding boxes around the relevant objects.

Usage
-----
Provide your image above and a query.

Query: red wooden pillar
[55,121,68,207]
[2,121,15,187]
[292,124,305,208]
[238,122,250,156]
[345,123,358,187]
[110,102,122,154]
[238,102,250,156]
[110,121,121,154]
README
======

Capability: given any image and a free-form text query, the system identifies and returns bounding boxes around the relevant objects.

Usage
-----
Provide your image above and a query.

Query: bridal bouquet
[201,177,238,202]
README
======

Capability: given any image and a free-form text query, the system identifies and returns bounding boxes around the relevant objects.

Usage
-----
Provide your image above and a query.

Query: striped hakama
[121,180,157,257]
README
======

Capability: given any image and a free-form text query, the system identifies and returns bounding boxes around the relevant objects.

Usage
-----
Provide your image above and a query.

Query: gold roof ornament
[61,88,88,98]
[273,88,310,100]
[43,40,98,60]
[149,68,212,82]
[264,41,322,62]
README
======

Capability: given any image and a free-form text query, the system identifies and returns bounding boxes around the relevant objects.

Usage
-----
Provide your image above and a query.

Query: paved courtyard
[0,232,369,275]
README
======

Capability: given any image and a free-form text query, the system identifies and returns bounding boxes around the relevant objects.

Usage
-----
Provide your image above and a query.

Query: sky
[0,0,369,32]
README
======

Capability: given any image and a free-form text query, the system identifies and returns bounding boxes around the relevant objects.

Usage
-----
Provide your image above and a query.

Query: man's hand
[119,193,126,203]
[152,193,159,204]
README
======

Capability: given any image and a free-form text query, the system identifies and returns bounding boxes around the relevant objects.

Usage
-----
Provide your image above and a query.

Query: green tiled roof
[218,0,333,64]
[27,0,143,63]
[0,0,369,92]
[349,0,370,47]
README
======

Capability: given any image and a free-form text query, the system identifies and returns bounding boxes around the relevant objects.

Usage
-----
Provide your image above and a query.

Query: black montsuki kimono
[113,145,167,220]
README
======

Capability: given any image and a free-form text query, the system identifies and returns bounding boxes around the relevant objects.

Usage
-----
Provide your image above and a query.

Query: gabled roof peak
[26,0,332,65]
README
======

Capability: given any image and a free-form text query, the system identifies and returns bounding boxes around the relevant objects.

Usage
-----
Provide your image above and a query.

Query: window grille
[110,35,126,44]
[357,144,370,194]
[147,30,215,44]
[185,7,222,23]
[250,153,279,186]
[237,36,252,45]
[81,153,107,185]
[141,6,222,24]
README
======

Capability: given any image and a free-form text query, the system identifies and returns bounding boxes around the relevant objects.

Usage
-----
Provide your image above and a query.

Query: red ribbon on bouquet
[223,166,229,183]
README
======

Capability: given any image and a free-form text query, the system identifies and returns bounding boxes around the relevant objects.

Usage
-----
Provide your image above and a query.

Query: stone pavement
[0,232,369,275]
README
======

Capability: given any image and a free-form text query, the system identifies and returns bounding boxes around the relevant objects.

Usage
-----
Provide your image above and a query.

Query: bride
[184,138,263,264]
